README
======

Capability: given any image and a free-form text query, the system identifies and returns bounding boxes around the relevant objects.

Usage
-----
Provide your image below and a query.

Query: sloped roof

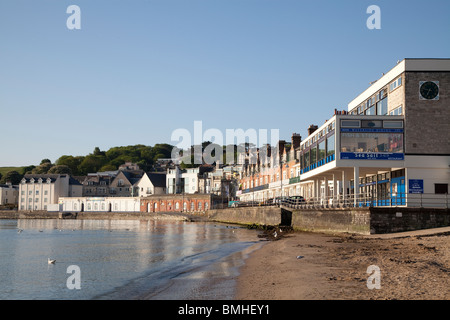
[22,174,60,183]
[147,173,166,188]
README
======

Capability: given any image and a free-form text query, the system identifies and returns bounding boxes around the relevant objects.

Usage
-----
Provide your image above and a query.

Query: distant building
[19,174,82,211]
[78,171,117,197]
[0,183,19,206]
[135,172,166,197]
[109,170,143,197]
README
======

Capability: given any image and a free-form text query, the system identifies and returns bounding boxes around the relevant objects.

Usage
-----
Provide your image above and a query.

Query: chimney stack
[291,133,301,149]
[307,125,318,136]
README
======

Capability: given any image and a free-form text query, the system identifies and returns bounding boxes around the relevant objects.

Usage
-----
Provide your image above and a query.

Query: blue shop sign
[408,179,424,194]
[340,152,404,160]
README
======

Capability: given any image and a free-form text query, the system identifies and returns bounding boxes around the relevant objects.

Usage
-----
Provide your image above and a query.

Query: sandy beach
[236,227,450,300]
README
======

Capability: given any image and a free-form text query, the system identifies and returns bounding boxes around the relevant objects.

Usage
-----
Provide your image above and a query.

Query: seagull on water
[48,258,56,264]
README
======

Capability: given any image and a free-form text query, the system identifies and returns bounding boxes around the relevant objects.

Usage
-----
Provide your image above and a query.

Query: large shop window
[327,135,335,156]
[341,132,403,153]
[318,140,326,161]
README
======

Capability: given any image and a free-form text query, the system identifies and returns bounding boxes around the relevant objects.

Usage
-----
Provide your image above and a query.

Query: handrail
[233,192,449,209]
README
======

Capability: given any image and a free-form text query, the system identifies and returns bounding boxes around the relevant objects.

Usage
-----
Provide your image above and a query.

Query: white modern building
[239,58,450,208]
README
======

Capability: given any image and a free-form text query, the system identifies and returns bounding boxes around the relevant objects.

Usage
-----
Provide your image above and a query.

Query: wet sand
[236,228,450,300]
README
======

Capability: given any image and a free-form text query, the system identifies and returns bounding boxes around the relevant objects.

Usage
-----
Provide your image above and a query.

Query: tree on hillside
[78,155,108,175]
[0,171,23,185]
[56,155,84,176]
[40,159,52,165]
[99,164,117,172]
[31,162,53,174]
[22,165,36,174]
[93,147,105,156]
[48,165,72,175]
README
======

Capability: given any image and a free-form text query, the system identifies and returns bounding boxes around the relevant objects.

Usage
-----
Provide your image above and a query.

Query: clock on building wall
[419,81,439,100]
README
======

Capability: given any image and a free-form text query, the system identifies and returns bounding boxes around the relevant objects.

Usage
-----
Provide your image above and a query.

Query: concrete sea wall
[208,206,450,235]
[3,206,450,234]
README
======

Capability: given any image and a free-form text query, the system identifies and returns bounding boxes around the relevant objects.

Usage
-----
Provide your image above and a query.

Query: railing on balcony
[233,193,449,209]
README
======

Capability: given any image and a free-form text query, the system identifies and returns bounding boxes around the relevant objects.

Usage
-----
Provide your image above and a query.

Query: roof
[69,176,82,186]
[21,174,82,185]
[147,173,166,188]
[22,174,61,183]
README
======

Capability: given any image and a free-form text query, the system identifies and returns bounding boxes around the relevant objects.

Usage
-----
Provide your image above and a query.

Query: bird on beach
[48,258,56,264]
[273,231,278,238]
[17,229,23,234]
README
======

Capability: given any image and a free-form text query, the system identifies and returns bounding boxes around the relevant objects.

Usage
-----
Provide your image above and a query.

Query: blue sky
[0,0,449,167]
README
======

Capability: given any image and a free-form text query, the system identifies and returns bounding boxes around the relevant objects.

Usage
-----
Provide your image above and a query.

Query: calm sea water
[0,219,262,300]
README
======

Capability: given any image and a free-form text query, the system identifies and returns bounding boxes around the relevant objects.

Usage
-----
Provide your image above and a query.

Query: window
[435,184,448,194]
[376,97,388,115]
[341,120,360,128]
[44,190,48,195]
[389,105,403,116]
[362,120,382,128]
[310,145,317,164]
[44,198,48,203]
[303,150,310,168]
[383,121,403,128]
[318,140,326,161]
[198,202,202,210]
[390,77,402,92]
[190,202,195,211]
[340,132,403,153]
[327,135,335,157]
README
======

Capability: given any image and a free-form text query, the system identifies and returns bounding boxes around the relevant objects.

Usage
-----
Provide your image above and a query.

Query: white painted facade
[59,197,141,212]
[135,173,166,197]
[19,174,82,211]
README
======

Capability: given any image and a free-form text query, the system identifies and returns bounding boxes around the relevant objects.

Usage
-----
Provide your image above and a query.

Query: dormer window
[30,178,35,184]
[46,178,51,184]
[38,178,43,184]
